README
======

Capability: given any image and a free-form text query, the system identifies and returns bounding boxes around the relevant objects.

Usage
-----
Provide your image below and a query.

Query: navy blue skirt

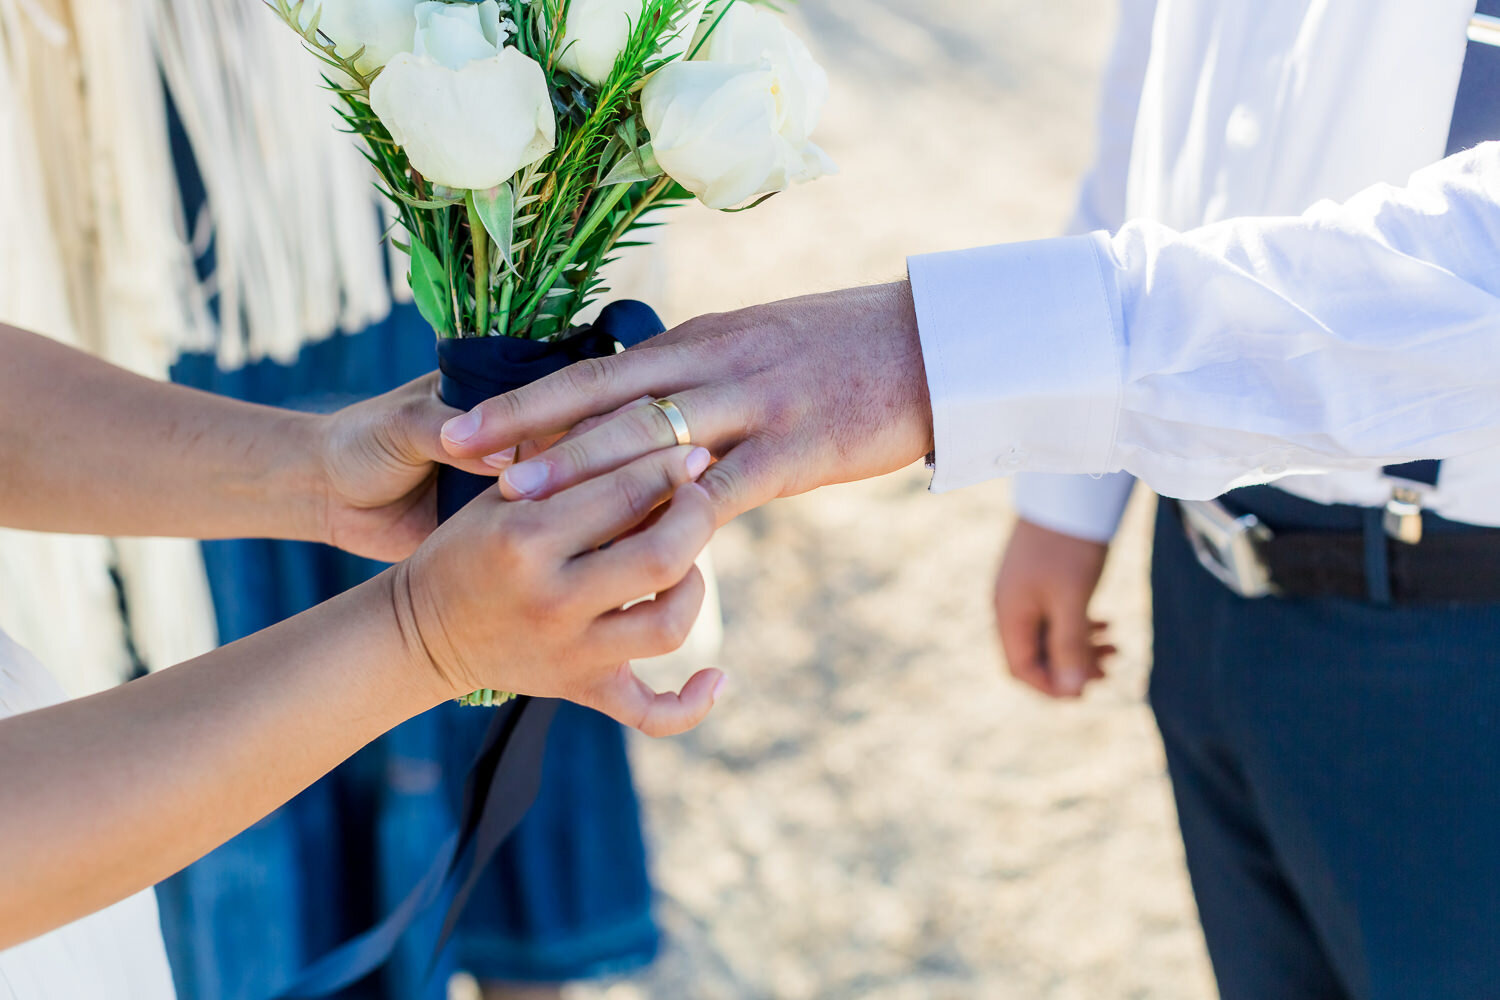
[154,307,658,999]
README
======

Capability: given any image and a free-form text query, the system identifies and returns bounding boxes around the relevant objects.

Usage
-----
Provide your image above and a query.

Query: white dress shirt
[908,0,1500,537]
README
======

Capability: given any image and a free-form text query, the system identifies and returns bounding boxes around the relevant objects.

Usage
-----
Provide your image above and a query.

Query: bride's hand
[314,374,494,561]
[393,444,724,737]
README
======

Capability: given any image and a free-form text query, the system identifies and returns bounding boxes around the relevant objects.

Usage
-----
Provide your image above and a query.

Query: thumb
[1045,599,1097,698]
[388,391,505,478]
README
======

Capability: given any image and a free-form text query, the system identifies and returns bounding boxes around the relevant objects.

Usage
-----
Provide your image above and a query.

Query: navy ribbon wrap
[277,300,665,999]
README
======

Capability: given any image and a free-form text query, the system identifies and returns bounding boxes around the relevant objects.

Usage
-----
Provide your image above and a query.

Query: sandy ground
[573,3,1222,999]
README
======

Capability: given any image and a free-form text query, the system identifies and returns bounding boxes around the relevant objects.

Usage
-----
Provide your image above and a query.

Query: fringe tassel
[0,0,396,689]
[147,0,393,366]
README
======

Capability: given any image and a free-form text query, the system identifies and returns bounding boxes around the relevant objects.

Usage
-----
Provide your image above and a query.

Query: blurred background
[0,1,1220,998]
[572,2,1218,998]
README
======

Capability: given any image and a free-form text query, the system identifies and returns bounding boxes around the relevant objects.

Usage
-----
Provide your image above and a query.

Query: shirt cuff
[1012,472,1137,544]
[908,233,1123,493]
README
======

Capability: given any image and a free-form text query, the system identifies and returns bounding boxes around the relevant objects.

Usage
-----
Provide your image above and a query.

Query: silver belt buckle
[1471,13,1500,47]
[1178,499,1279,599]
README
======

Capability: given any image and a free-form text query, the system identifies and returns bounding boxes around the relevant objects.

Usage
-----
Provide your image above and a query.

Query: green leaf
[601,144,664,187]
[471,184,518,277]
[391,189,463,210]
[408,240,452,335]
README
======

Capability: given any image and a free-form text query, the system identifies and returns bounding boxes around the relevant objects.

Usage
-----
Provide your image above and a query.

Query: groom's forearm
[0,323,327,542]
[442,143,1500,513]
[440,280,934,522]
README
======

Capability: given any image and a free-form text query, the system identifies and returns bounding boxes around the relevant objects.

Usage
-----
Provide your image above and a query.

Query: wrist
[886,278,934,455]
[371,565,460,711]
[198,406,332,544]
[383,561,467,706]
[283,411,342,547]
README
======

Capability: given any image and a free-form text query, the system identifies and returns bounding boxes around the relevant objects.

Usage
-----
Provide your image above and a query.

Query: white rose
[371,1,556,190]
[306,0,419,76]
[642,7,834,210]
[558,0,709,86]
[410,0,505,68]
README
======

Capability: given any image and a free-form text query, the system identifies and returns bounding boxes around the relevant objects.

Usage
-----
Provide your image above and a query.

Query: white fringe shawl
[0,0,396,693]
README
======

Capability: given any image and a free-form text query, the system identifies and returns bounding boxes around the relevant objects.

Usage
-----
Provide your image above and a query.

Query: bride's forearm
[0,322,327,541]
[0,571,447,948]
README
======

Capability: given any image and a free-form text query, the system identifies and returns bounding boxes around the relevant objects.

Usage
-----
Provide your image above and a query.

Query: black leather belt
[1258,526,1500,605]
[1174,498,1500,607]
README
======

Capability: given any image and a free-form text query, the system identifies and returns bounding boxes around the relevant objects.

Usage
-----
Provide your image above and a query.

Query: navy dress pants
[1149,488,1500,1000]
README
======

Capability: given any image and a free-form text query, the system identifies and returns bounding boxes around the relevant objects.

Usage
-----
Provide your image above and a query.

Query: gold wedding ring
[650,397,693,446]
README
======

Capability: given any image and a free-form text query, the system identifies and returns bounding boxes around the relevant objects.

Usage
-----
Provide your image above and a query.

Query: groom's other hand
[440,282,935,525]
[993,520,1115,699]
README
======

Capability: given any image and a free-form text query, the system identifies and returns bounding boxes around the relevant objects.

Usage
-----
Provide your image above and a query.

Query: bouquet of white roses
[267,0,832,704]
[268,0,832,341]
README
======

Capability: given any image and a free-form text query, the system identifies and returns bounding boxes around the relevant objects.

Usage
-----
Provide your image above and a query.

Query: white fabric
[1064,0,1158,237]
[0,1,211,691]
[911,0,1500,536]
[0,631,177,1000]
[0,0,405,689]
[1012,0,1155,540]
[1004,473,1136,546]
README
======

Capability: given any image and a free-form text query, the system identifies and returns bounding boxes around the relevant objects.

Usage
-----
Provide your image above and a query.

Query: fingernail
[482,448,516,470]
[686,447,712,479]
[1058,669,1086,693]
[712,673,728,702]
[442,410,481,445]
[504,460,550,496]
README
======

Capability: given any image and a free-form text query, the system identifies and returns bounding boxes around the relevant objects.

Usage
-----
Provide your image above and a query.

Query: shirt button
[1227,105,1262,149]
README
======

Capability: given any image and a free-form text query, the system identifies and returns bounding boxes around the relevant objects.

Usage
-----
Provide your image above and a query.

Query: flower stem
[466,191,490,337]
[562,176,674,326]
[496,280,515,339]
[513,181,635,331]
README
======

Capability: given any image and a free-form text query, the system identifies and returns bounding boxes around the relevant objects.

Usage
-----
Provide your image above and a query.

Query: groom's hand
[440,282,935,523]
[994,520,1114,699]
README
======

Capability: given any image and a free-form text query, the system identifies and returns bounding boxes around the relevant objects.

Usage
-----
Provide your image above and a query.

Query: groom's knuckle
[549,438,593,477]
[482,389,526,428]
[563,356,616,397]
[699,461,745,504]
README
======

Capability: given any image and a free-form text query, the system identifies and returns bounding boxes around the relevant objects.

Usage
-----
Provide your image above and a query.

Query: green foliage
[408,239,452,334]
[266,0,379,89]
[265,0,750,341]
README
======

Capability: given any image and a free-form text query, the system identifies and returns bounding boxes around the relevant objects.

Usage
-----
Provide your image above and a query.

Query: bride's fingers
[588,566,707,660]
[571,565,717,736]
[541,451,710,558]
[569,485,716,609]
[574,662,726,739]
